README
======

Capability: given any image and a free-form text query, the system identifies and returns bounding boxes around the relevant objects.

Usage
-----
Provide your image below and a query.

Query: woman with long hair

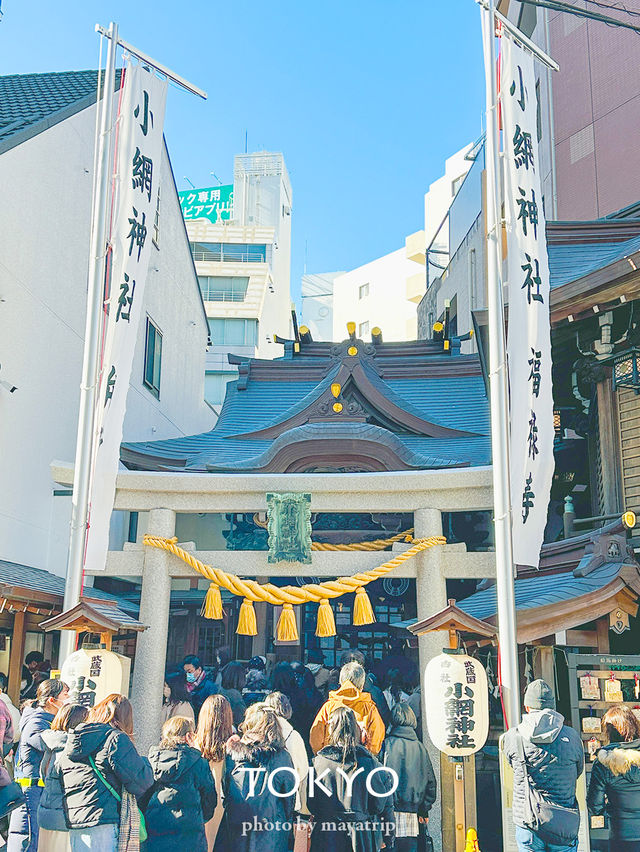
[197,694,233,851]
[588,705,640,851]
[214,704,294,852]
[8,679,68,852]
[38,703,89,852]
[382,702,436,852]
[308,706,395,852]
[162,673,195,724]
[219,663,246,727]
[58,694,153,852]
[89,694,134,736]
[289,662,323,754]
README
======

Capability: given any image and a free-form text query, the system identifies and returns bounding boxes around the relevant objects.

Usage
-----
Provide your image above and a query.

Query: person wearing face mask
[7,678,69,852]
[182,656,219,720]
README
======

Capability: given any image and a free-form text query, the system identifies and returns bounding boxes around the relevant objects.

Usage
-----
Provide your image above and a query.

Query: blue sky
[0,0,485,303]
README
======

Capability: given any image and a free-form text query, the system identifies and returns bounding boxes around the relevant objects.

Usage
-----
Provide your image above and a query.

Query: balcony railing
[200,290,246,302]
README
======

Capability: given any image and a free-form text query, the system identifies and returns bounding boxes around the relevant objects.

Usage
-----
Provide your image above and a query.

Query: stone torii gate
[54,462,496,852]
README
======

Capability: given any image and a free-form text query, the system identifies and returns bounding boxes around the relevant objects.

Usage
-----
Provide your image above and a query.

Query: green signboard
[179,185,233,223]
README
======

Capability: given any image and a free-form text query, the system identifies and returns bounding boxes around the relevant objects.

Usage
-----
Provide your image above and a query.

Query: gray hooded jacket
[503,709,584,829]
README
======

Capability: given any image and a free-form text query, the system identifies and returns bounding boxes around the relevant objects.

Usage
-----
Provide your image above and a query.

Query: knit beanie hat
[524,679,556,710]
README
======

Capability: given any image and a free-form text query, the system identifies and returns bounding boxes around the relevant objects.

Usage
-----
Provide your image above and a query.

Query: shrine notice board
[567,652,640,846]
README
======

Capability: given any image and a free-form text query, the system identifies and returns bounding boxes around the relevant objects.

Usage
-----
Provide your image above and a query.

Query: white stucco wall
[0,101,212,576]
[332,247,420,342]
[300,272,342,342]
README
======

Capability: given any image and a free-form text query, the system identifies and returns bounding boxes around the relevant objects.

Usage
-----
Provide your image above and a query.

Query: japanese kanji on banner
[85,62,167,571]
[424,652,489,757]
[502,36,555,568]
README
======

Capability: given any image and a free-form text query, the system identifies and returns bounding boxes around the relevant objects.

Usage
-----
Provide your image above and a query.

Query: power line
[582,0,640,20]
[521,0,640,33]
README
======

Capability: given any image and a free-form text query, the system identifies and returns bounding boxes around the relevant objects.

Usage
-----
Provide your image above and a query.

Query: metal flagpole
[59,22,119,664]
[480,0,521,728]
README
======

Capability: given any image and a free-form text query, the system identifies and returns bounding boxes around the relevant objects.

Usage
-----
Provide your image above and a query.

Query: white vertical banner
[85,61,167,571]
[502,36,555,568]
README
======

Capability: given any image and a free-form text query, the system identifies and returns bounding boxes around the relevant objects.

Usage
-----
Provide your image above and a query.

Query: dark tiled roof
[82,600,144,630]
[458,561,623,622]
[0,70,118,155]
[548,232,640,290]
[122,342,491,472]
[0,558,138,615]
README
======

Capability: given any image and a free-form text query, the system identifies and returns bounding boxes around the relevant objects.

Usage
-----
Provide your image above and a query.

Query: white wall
[332,248,420,342]
[300,272,343,341]
[424,143,473,249]
[0,102,212,576]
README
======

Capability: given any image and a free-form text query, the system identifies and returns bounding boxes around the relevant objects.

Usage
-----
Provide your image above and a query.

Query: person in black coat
[38,703,90,849]
[382,703,436,852]
[59,694,153,852]
[143,716,216,852]
[308,706,395,852]
[588,705,640,851]
[289,662,323,755]
[7,678,68,852]
[214,703,295,852]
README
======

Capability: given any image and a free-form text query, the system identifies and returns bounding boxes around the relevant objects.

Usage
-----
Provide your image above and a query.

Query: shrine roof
[459,561,624,622]
[121,337,491,473]
[0,558,138,614]
[457,518,640,643]
[0,70,122,155]
[547,218,640,290]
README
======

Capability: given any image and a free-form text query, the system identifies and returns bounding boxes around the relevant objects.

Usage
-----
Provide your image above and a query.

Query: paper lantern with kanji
[61,649,131,709]
[424,652,489,756]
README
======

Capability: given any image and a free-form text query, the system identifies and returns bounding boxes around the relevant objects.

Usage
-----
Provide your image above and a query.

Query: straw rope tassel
[316,598,336,637]
[142,534,446,639]
[353,586,375,626]
[237,598,257,636]
[202,583,223,620]
[276,603,299,641]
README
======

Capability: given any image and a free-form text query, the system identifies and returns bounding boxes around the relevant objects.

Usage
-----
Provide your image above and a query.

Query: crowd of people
[4,652,638,852]
[0,648,435,852]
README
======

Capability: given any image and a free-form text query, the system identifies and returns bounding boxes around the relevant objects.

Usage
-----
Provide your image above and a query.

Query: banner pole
[481,0,521,728]
[60,21,119,665]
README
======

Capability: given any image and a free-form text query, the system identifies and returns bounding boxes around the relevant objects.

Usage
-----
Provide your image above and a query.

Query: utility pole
[60,22,118,664]
[480,0,520,728]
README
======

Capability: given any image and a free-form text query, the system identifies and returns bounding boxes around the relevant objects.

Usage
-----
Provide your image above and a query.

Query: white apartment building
[303,144,473,343]
[183,152,293,409]
[422,143,474,294]
[0,70,213,577]
[332,245,423,342]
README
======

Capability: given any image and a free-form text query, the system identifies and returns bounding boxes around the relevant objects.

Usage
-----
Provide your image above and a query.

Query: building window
[152,188,160,248]
[208,317,258,347]
[359,282,370,300]
[205,371,236,405]
[143,318,162,398]
[190,242,268,263]
[198,276,249,302]
[451,173,466,197]
[358,321,370,337]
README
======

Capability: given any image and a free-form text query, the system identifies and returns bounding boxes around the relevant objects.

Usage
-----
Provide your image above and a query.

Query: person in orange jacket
[309,661,385,755]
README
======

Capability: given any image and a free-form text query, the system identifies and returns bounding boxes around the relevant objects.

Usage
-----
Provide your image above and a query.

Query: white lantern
[61,648,131,709]
[424,652,489,757]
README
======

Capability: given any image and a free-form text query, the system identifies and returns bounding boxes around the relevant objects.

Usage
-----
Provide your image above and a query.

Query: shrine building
[54,326,497,846]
